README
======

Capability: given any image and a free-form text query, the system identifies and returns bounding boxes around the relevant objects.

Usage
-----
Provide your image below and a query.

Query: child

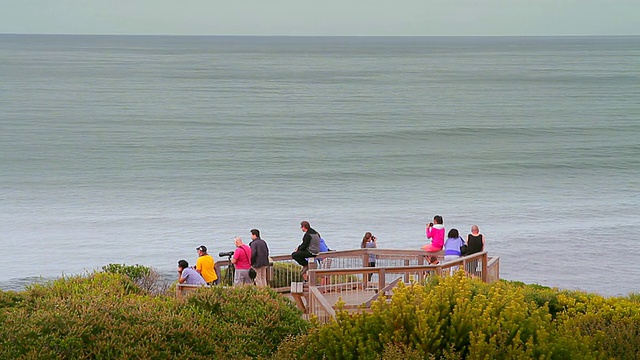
[421,215,445,252]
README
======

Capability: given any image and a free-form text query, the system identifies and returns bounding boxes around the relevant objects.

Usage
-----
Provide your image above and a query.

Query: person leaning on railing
[177,259,206,285]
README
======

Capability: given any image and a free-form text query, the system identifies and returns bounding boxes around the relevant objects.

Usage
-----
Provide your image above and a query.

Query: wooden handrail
[178,249,498,323]
[175,283,208,298]
[308,286,336,318]
[363,277,401,307]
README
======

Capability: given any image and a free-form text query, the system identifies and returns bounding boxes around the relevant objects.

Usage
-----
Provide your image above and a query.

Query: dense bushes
[185,285,309,357]
[271,272,640,359]
[101,263,165,294]
[3,268,640,359]
[271,261,304,287]
[0,272,307,359]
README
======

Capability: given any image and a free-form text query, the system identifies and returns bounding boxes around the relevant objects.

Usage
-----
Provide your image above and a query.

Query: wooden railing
[176,249,499,322]
[302,251,496,322]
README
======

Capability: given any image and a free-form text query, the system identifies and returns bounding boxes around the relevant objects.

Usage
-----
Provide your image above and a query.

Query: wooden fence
[177,248,499,322]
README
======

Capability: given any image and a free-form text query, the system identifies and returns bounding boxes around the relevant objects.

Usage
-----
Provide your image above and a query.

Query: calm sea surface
[1,35,639,296]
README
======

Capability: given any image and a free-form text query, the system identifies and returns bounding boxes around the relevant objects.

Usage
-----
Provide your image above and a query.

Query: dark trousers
[368,261,375,280]
[292,250,314,266]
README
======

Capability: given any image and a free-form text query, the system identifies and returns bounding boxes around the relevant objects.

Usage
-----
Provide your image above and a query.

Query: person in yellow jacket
[195,245,218,285]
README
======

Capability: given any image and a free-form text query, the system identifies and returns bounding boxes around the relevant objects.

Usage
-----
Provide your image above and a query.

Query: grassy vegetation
[0,268,307,359]
[2,266,640,359]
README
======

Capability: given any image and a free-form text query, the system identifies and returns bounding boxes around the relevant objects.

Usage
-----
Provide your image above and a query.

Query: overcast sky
[2,0,638,36]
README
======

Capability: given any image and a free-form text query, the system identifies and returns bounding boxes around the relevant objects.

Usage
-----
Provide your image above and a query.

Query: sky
[1,0,639,36]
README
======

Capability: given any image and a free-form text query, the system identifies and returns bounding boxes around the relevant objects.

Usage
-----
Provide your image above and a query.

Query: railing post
[378,268,385,290]
[404,259,410,283]
[363,251,370,287]
[481,253,488,282]
[309,261,317,285]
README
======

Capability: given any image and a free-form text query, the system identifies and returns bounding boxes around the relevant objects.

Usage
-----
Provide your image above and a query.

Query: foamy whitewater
[1,35,639,296]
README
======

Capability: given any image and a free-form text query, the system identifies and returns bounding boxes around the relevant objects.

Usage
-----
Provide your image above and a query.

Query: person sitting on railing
[177,260,206,285]
[422,215,445,252]
[292,220,320,281]
[422,215,445,265]
[314,233,332,268]
[319,233,331,253]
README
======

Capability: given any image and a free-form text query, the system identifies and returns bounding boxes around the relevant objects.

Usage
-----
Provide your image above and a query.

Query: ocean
[1,35,639,296]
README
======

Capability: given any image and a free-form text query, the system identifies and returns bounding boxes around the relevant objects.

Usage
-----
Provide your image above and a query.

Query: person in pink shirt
[231,236,253,285]
[422,215,445,252]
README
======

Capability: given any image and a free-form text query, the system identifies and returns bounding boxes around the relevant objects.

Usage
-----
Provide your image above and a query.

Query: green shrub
[5,269,640,359]
[0,290,25,309]
[185,285,308,357]
[268,261,357,288]
[503,280,600,319]
[101,263,165,294]
[270,262,304,288]
[23,271,143,302]
[101,263,150,280]
[274,272,596,359]
[626,292,640,303]
[0,273,307,359]
[556,294,640,360]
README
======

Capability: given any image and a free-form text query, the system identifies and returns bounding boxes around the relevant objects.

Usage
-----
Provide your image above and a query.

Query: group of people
[177,228,271,287]
[178,216,484,287]
[421,214,486,265]
[177,245,218,286]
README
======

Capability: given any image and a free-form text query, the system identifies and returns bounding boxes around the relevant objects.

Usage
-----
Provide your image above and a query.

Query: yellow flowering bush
[272,272,632,359]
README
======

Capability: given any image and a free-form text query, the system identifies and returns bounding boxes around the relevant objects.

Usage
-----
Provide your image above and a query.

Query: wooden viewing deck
[177,249,499,323]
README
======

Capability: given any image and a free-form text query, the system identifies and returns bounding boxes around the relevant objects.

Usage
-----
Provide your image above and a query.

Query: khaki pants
[254,266,268,287]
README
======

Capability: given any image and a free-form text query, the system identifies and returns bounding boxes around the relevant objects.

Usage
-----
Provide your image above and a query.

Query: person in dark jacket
[249,228,270,287]
[291,220,320,280]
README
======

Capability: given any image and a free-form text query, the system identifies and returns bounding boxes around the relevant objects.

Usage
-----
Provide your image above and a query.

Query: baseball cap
[196,245,207,252]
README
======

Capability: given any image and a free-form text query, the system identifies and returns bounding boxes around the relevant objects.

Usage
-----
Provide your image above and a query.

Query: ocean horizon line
[1,33,639,38]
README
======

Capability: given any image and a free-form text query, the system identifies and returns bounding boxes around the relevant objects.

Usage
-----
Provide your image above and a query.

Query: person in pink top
[232,236,253,285]
[421,215,445,252]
